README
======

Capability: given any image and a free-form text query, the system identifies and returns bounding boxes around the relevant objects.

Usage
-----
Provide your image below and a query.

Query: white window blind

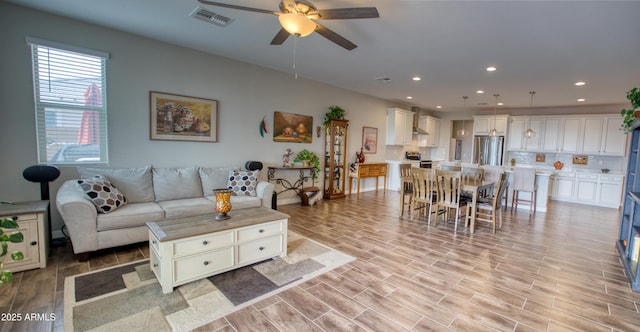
[29,39,109,164]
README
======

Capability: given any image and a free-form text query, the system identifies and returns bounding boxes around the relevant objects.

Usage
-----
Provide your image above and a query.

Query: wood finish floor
[1,191,639,331]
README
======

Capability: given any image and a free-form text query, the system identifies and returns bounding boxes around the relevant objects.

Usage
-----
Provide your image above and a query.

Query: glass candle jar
[214,189,232,220]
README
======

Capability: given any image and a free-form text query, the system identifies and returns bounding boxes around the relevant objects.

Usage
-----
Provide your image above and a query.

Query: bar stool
[511,167,537,216]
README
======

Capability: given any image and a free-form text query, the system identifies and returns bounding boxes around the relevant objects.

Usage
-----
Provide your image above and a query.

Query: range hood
[411,107,429,135]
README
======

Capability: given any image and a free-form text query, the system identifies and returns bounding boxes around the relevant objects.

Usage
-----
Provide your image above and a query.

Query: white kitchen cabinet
[473,115,508,136]
[418,115,440,147]
[551,173,575,199]
[542,118,561,152]
[541,117,582,153]
[507,117,542,151]
[386,108,413,146]
[576,173,598,202]
[581,118,604,154]
[601,116,627,156]
[597,174,624,207]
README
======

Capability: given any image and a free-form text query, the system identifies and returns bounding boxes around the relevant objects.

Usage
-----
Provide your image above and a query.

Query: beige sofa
[56,166,274,255]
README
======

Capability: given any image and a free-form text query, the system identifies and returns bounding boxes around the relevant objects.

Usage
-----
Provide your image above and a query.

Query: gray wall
[0,3,395,237]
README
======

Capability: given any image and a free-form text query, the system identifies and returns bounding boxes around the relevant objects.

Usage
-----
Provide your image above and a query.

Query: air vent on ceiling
[190,7,235,27]
[375,76,391,82]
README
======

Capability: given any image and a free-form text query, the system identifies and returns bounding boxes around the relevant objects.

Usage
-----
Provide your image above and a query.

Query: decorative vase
[554,161,564,170]
[213,189,232,220]
[357,148,365,163]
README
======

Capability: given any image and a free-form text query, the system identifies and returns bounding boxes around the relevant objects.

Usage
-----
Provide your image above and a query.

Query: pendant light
[524,91,537,138]
[490,93,499,136]
[457,96,468,138]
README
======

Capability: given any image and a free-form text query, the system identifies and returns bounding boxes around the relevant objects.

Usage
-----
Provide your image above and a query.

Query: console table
[348,163,388,194]
[267,166,318,208]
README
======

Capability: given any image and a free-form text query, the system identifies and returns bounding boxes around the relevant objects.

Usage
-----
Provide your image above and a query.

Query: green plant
[620,87,640,134]
[0,216,24,286]
[323,106,345,127]
[294,149,320,180]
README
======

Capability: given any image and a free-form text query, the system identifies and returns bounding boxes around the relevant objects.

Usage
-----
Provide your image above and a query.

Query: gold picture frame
[362,126,378,154]
[150,91,218,142]
[273,111,313,143]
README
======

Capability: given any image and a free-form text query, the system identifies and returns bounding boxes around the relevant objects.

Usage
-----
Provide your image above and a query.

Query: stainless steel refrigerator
[473,136,504,166]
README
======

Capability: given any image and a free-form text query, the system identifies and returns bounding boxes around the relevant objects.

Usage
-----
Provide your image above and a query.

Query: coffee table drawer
[237,220,284,242]
[237,234,283,265]
[174,246,235,284]
[173,230,234,257]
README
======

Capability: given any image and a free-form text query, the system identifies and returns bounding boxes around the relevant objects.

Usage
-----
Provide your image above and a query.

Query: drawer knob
[153,263,158,268]
[202,240,209,245]
[203,261,209,266]
[30,241,37,246]
[152,240,157,245]
[259,229,264,233]
[259,246,265,251]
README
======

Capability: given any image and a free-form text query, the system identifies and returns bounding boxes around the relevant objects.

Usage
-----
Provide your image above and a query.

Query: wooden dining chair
[469,172,508,233]
[434,169,467,232]
[410,168,436,223]
[461,166,484,199]
[399,163,413,217]
[481,165,508,205]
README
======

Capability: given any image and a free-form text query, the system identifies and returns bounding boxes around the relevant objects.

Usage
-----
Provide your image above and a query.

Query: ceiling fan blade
[314,23,357,51]
[311,7,379,20]
[197,0,277,15]
[270,28,290,45]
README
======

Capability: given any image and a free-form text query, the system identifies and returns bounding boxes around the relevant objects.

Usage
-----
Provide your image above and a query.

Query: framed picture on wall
[150,91,218,142]
[362,126,377,154]
[273,111,313,143]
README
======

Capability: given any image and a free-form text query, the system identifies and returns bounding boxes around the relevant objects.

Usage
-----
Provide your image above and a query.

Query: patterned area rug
[64,231,353,332]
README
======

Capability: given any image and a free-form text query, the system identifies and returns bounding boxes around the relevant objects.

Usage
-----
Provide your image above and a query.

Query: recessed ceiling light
[436,105,442,109]
[577,98,586,102]
[486,66,497,72]
[412,76,421,81]
[406,96,413,99]
[476,90,484,94]
[575,81,586,86]
[497,102,504,106]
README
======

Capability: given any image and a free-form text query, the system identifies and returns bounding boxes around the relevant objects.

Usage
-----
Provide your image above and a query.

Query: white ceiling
[10,0,640,113]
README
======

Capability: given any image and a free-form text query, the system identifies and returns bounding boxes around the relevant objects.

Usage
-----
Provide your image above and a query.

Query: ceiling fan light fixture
[278,13,316,37]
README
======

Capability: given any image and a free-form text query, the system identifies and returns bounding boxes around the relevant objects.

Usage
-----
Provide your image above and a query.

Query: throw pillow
[227,170,258,196]
[77,175,127,213]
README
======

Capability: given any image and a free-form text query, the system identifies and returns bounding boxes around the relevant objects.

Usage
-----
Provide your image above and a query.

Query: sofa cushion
[96,202,165,231]
[153,167,203,202]
[199,167,234,195]
[78,166,155,203]
[205,195,262,210]
[158,198,216,219]
[77,175,127,213]
[227,170,259,196]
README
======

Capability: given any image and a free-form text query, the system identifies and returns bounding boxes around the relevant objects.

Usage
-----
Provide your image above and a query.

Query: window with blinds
[28,38,109,164]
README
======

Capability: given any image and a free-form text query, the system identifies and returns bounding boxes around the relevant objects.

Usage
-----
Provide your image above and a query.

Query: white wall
[0,3,395,235]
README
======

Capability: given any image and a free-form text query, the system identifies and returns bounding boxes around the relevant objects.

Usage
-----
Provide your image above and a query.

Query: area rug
[64,231,354,332]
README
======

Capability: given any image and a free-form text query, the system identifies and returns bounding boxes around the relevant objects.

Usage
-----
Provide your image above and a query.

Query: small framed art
[362,126,378,154]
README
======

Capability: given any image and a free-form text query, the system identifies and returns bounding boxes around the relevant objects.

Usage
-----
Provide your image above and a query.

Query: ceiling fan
[197,0,379,50]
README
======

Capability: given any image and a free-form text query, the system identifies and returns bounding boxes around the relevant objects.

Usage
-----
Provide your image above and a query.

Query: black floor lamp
[22,164,66,247]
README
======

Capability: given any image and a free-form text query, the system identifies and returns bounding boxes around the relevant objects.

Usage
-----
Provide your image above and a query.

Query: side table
[267,166,318,208]
[0,201,49,272]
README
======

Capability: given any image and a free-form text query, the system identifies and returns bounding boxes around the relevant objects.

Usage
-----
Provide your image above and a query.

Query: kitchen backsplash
[507,151,625,172]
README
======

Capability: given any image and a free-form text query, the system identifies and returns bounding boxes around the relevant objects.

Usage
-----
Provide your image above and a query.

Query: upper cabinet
[386,108,413,146]
[507,114,627,156]
[473,115,508,136]
[418,115,440,148]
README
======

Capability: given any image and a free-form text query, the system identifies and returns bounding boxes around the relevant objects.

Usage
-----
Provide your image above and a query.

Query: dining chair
[469,172,508,233]
[399,163,413,217]
[461,166,484,199]
[410,168,436,223]
[482,165,508,206]
[434,169,467,232]
[511,167,537,216]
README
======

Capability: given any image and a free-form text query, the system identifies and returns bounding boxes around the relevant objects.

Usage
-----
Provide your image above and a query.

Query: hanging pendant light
[524,91,537,138]
[490,93,499,136]
[457,96,468,138]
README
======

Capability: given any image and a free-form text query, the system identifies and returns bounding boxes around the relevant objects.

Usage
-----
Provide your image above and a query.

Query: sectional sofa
[56,165,274,256]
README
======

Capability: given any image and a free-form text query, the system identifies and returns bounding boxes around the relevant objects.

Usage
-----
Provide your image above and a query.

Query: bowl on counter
[601,168,610,173]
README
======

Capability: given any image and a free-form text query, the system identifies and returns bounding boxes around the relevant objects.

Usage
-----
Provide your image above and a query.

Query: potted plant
[620,87,640,134]
[294,149,320,180]
[323,106,345,127]
[0,214,24,286]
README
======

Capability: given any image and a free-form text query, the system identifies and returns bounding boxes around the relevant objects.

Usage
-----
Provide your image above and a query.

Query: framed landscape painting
[362,126,377,154]
[273,111,313,143]
[150,91,218,142]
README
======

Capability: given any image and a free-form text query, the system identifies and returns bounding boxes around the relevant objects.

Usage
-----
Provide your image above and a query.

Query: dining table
[461,178,496,234]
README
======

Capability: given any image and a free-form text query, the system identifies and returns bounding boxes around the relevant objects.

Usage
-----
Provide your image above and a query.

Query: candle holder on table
[213,189,232,220]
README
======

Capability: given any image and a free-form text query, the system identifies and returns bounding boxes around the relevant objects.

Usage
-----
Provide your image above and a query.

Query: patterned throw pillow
[77,175,127,213]
[227,170,258,196]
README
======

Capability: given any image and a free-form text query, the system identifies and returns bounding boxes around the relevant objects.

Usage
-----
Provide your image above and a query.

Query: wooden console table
[348,163,388,194]
[267,166,318,208]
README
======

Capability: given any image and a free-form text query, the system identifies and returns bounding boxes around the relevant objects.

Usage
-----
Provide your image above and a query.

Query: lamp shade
[278,13,316,37]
